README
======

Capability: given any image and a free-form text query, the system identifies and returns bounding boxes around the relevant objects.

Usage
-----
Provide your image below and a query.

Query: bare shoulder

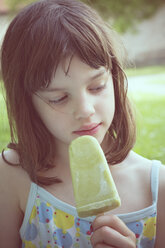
[116,150,153,177]
[158,163,165,207]
[0,149,31,210]
[128,153,165,248]
[0,149,30,189]
[154,163,165,247]
[0,149,20,192]
[126,150,153,168]
[0,149,20,206]
[158,163,165,206]
[0,149,31,247]
[111,151,154,214]
[158,162,165,187]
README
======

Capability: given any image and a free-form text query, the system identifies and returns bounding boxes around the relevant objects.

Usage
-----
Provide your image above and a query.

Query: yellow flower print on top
[23,241,37,248]
[29,206,37,224]
[46,202,51,207]
[143,216,156,240]
[74,243,80,248]
[46,245,51,248]
[53,209,74,233]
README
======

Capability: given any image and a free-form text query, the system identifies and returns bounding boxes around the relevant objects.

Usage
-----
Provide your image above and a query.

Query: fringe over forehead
[2,0,117,93]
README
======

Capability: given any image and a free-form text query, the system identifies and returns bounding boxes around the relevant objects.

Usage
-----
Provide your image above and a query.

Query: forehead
[47,55,107,89]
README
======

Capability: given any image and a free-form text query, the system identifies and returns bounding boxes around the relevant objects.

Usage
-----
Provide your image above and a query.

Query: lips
[73,123,101,136]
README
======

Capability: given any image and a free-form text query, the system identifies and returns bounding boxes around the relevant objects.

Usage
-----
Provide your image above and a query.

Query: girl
[0,0,165,247]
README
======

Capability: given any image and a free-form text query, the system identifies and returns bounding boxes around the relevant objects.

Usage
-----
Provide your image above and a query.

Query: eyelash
[49,95,68,105]
[89,84,106,92]
[49,84,106,104]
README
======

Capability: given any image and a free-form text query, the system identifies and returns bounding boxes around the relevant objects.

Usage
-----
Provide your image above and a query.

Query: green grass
[133,95,165,164]
[126,65,165,77]
[0,84,10,150]
[0,79,165,164]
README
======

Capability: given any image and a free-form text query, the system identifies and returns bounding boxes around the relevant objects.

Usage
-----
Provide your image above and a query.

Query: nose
[73,94,95,119]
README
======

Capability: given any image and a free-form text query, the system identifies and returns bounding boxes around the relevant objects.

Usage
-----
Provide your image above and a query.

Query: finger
[91,225,133,248]
[92,214,133,237]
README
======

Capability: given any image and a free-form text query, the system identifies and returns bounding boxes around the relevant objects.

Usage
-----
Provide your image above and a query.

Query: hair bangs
[60,7,113,70]
[23,0,114,93]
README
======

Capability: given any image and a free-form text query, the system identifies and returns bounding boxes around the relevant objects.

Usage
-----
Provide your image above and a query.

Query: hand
[90,214,136,248]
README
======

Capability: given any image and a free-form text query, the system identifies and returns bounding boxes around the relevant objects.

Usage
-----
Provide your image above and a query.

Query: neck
[53,140,71,173]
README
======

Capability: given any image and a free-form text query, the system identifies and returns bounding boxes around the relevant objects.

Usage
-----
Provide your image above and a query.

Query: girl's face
[32,56,115,154]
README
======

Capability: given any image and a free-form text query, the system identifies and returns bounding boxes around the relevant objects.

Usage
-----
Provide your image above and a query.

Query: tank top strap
[151,160,161,204]
[20,182,38,238]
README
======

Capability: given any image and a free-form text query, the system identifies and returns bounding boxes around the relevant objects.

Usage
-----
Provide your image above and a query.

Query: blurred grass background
[0,65,165,164]
[127,65,165,164]
[126,65,165,77]
[0,84,10,150]
[134,95,165,163]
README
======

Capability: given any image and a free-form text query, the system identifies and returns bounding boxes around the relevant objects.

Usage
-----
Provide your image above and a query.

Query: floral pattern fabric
[21,194,156,248]
[20,160,161,248]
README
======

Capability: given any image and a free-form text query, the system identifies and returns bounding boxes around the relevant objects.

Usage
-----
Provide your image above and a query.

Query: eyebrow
[89,69,107,81]
[42,68,107,92]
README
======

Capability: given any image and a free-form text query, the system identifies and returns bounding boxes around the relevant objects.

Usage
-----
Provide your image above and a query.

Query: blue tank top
[20,160,161,248]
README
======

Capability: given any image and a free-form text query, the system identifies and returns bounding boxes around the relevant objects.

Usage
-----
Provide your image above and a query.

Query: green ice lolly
[69,135,121,218]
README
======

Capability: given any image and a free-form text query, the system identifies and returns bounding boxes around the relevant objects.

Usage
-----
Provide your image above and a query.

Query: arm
[0,154,23,248]
[154,164,165,248]
[90,214,136,248]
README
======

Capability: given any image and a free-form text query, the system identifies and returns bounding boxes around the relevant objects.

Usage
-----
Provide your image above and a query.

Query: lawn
[0,67,165,164]
[133,95,165,164]
[126,65,165,77]
[0,85,10,150]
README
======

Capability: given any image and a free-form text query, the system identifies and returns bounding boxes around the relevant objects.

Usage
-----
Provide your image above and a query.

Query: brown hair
[1,0,136,185]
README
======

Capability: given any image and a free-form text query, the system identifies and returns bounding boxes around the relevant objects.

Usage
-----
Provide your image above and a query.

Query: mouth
[73,123,102,136]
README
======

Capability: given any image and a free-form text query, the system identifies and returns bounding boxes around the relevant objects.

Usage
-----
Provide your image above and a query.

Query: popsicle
[69,135,121,218]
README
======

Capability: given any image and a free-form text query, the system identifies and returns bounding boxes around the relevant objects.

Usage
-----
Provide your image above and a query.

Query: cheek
[99,89,115,117]
[40,112,68,136]
[32,95,68,134]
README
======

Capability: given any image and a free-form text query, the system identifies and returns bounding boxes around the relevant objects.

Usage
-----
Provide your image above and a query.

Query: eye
[49,95,68,104]
[89,83,106,93]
